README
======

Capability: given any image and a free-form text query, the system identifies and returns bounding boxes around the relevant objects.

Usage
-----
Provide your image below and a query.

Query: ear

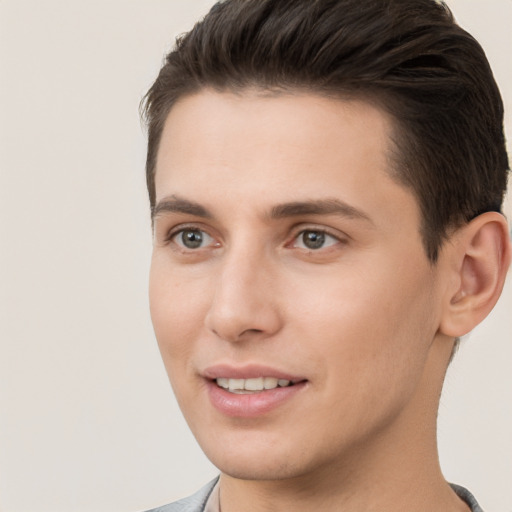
[439,212,511,338]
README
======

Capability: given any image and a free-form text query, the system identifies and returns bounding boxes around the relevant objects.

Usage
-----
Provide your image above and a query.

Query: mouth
[214,376,300,394]
[202,365,307,417]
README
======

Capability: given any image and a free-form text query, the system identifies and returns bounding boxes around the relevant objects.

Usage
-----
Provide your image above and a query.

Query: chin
[210,453,301,481]
[198,428,342,484]
[196,429,305,480]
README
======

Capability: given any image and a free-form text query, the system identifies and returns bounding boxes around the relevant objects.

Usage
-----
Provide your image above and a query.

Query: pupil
[182,230,203,249]
[303,231,325,249]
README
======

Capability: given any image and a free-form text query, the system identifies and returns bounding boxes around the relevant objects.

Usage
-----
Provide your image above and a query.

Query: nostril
[241,328,264,336]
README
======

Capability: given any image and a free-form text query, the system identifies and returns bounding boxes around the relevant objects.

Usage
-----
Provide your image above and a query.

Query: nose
[204,247,282,343]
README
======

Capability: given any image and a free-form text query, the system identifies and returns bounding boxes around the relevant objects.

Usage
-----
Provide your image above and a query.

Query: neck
[219,435,463,512]
[218,335,470,512]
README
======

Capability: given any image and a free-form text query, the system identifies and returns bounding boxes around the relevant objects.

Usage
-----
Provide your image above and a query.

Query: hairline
[146,83,440,260]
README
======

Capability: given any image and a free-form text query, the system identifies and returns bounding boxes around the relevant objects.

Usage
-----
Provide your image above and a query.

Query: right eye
[172,228,215,250]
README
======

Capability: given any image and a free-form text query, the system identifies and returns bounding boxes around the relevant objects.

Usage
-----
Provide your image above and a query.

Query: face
[150,90,447,482]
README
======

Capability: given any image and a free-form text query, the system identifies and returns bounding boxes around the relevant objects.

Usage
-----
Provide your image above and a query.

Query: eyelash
[164,225,346,252]
[165,224,217,249]
[290,229,341,250]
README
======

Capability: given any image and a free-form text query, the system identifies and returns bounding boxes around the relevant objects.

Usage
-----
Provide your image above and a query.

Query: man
[141,0,511,510]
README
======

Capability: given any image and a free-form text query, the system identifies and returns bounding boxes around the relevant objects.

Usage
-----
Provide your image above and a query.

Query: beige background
[0,1,510,511]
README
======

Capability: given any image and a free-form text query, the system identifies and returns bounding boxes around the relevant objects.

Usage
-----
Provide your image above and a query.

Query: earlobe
[439,212,511,338]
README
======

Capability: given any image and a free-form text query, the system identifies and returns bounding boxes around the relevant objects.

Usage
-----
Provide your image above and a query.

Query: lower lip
[206,380,306,418]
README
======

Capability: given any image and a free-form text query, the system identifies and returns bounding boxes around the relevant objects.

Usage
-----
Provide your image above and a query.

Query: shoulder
[450,484,485,512]
[143,477,219,512]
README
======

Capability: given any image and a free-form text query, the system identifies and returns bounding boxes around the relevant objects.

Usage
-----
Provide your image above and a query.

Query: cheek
[289,261,438,391]
[148,257,209,367]
[148,263,212,417]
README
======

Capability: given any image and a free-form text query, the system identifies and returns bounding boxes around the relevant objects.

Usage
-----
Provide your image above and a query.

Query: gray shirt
[145,478,485,512]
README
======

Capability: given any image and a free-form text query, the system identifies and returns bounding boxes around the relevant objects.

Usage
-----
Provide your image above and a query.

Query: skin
[149,90,476,511]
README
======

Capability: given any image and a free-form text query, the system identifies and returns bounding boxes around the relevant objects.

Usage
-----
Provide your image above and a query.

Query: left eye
[293,230,339,250]
[173,228,214,249]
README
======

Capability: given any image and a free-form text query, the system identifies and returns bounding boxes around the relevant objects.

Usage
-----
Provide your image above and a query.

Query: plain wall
[0,1,510,511]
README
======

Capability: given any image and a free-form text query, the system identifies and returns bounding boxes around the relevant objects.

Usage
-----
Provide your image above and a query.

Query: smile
[216,377,294,393]
[203,365,307,417]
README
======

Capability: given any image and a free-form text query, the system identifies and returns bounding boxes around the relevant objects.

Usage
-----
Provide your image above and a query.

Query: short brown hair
[141,0,509,261]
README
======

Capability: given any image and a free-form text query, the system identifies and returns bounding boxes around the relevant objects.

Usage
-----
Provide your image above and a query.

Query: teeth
[228,378,244,392]
[216,377,293,392]
[264,377,278,389]
[244,377,264,391]
[217,377,229,389]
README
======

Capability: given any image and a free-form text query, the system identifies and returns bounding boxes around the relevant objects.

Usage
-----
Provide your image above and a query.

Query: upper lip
[202,364,307,382]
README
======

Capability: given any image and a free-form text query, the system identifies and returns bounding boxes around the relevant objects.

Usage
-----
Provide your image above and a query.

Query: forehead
[154,89,417,227]
[157,89,393,166]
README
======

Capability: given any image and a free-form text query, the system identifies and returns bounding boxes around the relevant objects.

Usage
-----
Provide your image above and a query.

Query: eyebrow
[269,198,373,224]
[152,196,212,220]
[152,195,373,224]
